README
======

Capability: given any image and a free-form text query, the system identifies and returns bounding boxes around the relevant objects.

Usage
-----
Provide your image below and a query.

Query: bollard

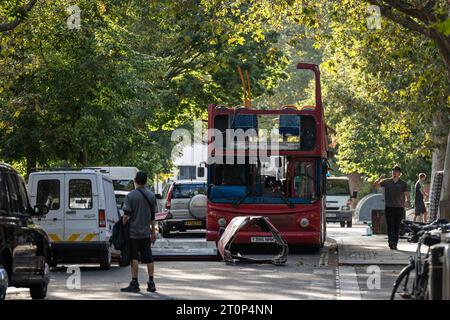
[429,244,445,300]
[443,244,450,300]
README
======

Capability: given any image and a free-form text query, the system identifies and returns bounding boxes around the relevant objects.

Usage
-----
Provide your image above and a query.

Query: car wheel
[340,221,346,228]
[0,259,8,300]
[30,282,48,300]
[118,253,129,267]
[161,222,170,238]
[100,245,112,270]
[346,220,352,228]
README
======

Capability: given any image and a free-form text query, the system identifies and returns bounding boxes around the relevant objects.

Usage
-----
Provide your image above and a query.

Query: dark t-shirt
[123,187,157,239]
[380,178,408,208]
[415,181,424,205]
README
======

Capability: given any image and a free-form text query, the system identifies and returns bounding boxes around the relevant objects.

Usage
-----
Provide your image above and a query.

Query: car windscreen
[172,183,207,199]
[326,179,350,195]
[113,179,135,191]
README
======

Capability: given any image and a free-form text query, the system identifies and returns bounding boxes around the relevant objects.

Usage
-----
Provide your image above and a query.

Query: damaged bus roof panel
[217,216,288,265]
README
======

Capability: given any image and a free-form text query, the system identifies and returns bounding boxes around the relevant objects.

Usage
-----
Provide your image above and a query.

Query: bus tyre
[100,246,112,270]
[340,221,346,228]
[346,220,352,228]
[30,282,48,300]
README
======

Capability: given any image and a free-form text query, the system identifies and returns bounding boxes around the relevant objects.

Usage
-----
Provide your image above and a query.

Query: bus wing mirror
[352,191,358,199]
[197,167,205,178]
[155,194,163,200]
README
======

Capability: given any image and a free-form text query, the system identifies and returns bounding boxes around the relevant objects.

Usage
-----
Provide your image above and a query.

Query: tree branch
[0,0,38,32]
[368,0,431,37]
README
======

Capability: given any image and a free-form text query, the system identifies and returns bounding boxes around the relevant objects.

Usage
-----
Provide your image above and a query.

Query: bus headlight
[300,218,310,228]
[341,205,351,211]
[218,218,227,227]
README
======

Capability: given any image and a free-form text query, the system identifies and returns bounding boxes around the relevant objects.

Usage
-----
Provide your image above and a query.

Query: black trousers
[385,207,405,245]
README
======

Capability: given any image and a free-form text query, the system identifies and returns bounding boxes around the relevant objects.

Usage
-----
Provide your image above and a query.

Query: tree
[0,0,38,32]
[0,0,289,177]
[368,0,450,83]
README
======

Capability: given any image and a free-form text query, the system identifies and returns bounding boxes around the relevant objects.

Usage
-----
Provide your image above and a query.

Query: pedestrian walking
[121,171,157,293]
[414,173,429,223]
[373,165,410,250]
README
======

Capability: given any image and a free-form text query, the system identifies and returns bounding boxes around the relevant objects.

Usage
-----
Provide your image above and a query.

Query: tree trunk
[347,173,363,208]
[430,111,448,182]
[440,132,450,220]
[432,33,450,85]
[26,153,37,178]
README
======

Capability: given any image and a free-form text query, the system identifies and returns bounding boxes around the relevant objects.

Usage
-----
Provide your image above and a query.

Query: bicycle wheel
[390,263,415,300]
[415,261,429,300]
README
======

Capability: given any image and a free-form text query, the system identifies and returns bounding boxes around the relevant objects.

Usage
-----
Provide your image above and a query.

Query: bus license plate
[251,236,274,243]
[327,213,337,217]
[185,221,203,226]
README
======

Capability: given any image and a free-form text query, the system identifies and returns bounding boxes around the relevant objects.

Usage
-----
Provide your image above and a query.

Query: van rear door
[64,174,99,242]
[30,174,65,243]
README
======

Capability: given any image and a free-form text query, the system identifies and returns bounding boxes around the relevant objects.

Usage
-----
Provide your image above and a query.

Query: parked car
[325,176,357,227]
[28,170,121,269]
[0,163,51,300]
[158,180,207,237]
[114,190,129,210]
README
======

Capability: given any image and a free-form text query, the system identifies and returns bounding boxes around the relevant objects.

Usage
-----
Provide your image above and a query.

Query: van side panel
[102,177,119,240]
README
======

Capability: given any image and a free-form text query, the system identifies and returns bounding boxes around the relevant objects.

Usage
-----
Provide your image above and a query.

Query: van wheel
[0,259,8,300]
[346,220,352,228]
[30,282,48,300]
[340,221,346,228]
[100,246,112,270]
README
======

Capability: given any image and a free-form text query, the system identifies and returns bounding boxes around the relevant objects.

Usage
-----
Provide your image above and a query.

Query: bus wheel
[346,220,352,228]
[340,221,346,228]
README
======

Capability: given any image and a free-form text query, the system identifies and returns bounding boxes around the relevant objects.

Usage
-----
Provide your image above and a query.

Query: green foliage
[0,0,288,176]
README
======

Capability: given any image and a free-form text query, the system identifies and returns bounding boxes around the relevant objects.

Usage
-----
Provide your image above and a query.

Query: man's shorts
[129,238,154,263]
[414,201,427,216]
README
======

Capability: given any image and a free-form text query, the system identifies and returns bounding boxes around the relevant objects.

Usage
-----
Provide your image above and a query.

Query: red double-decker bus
[206,63,328,249]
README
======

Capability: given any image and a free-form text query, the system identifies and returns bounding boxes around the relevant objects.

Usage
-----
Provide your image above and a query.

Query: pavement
[336,224,424,265]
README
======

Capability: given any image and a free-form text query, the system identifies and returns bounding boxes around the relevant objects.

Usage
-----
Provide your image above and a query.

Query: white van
[28,171,120,269]
[325,176,357,228]
[82,167,139,192]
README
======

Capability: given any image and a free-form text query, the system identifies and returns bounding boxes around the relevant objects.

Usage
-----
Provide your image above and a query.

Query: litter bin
[371,210,387,235]
[443,244,450,300]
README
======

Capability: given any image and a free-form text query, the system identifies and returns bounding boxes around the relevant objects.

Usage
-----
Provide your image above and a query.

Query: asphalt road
[5,224,403,300]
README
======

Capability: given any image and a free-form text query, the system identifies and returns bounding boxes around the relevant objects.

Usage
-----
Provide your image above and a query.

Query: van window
[37,180,60,210]
[113,179,135,192]
[0,173,9,214]
[69,179,93,209]
[326,179,350,195]
[172,183,207,199]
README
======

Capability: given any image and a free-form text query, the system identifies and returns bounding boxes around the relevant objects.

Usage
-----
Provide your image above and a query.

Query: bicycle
[390,219,450,300]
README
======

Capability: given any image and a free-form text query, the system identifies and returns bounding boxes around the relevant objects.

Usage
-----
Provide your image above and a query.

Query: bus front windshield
[208,158,319,205]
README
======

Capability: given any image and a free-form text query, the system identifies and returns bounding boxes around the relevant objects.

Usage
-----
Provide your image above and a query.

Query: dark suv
[0,163,51,300]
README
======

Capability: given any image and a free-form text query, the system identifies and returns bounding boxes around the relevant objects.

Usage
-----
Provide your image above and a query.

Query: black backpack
[111,219,129,250]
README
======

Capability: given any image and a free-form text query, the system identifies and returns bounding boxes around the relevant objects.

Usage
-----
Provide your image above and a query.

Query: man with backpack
[120,171,157,293]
